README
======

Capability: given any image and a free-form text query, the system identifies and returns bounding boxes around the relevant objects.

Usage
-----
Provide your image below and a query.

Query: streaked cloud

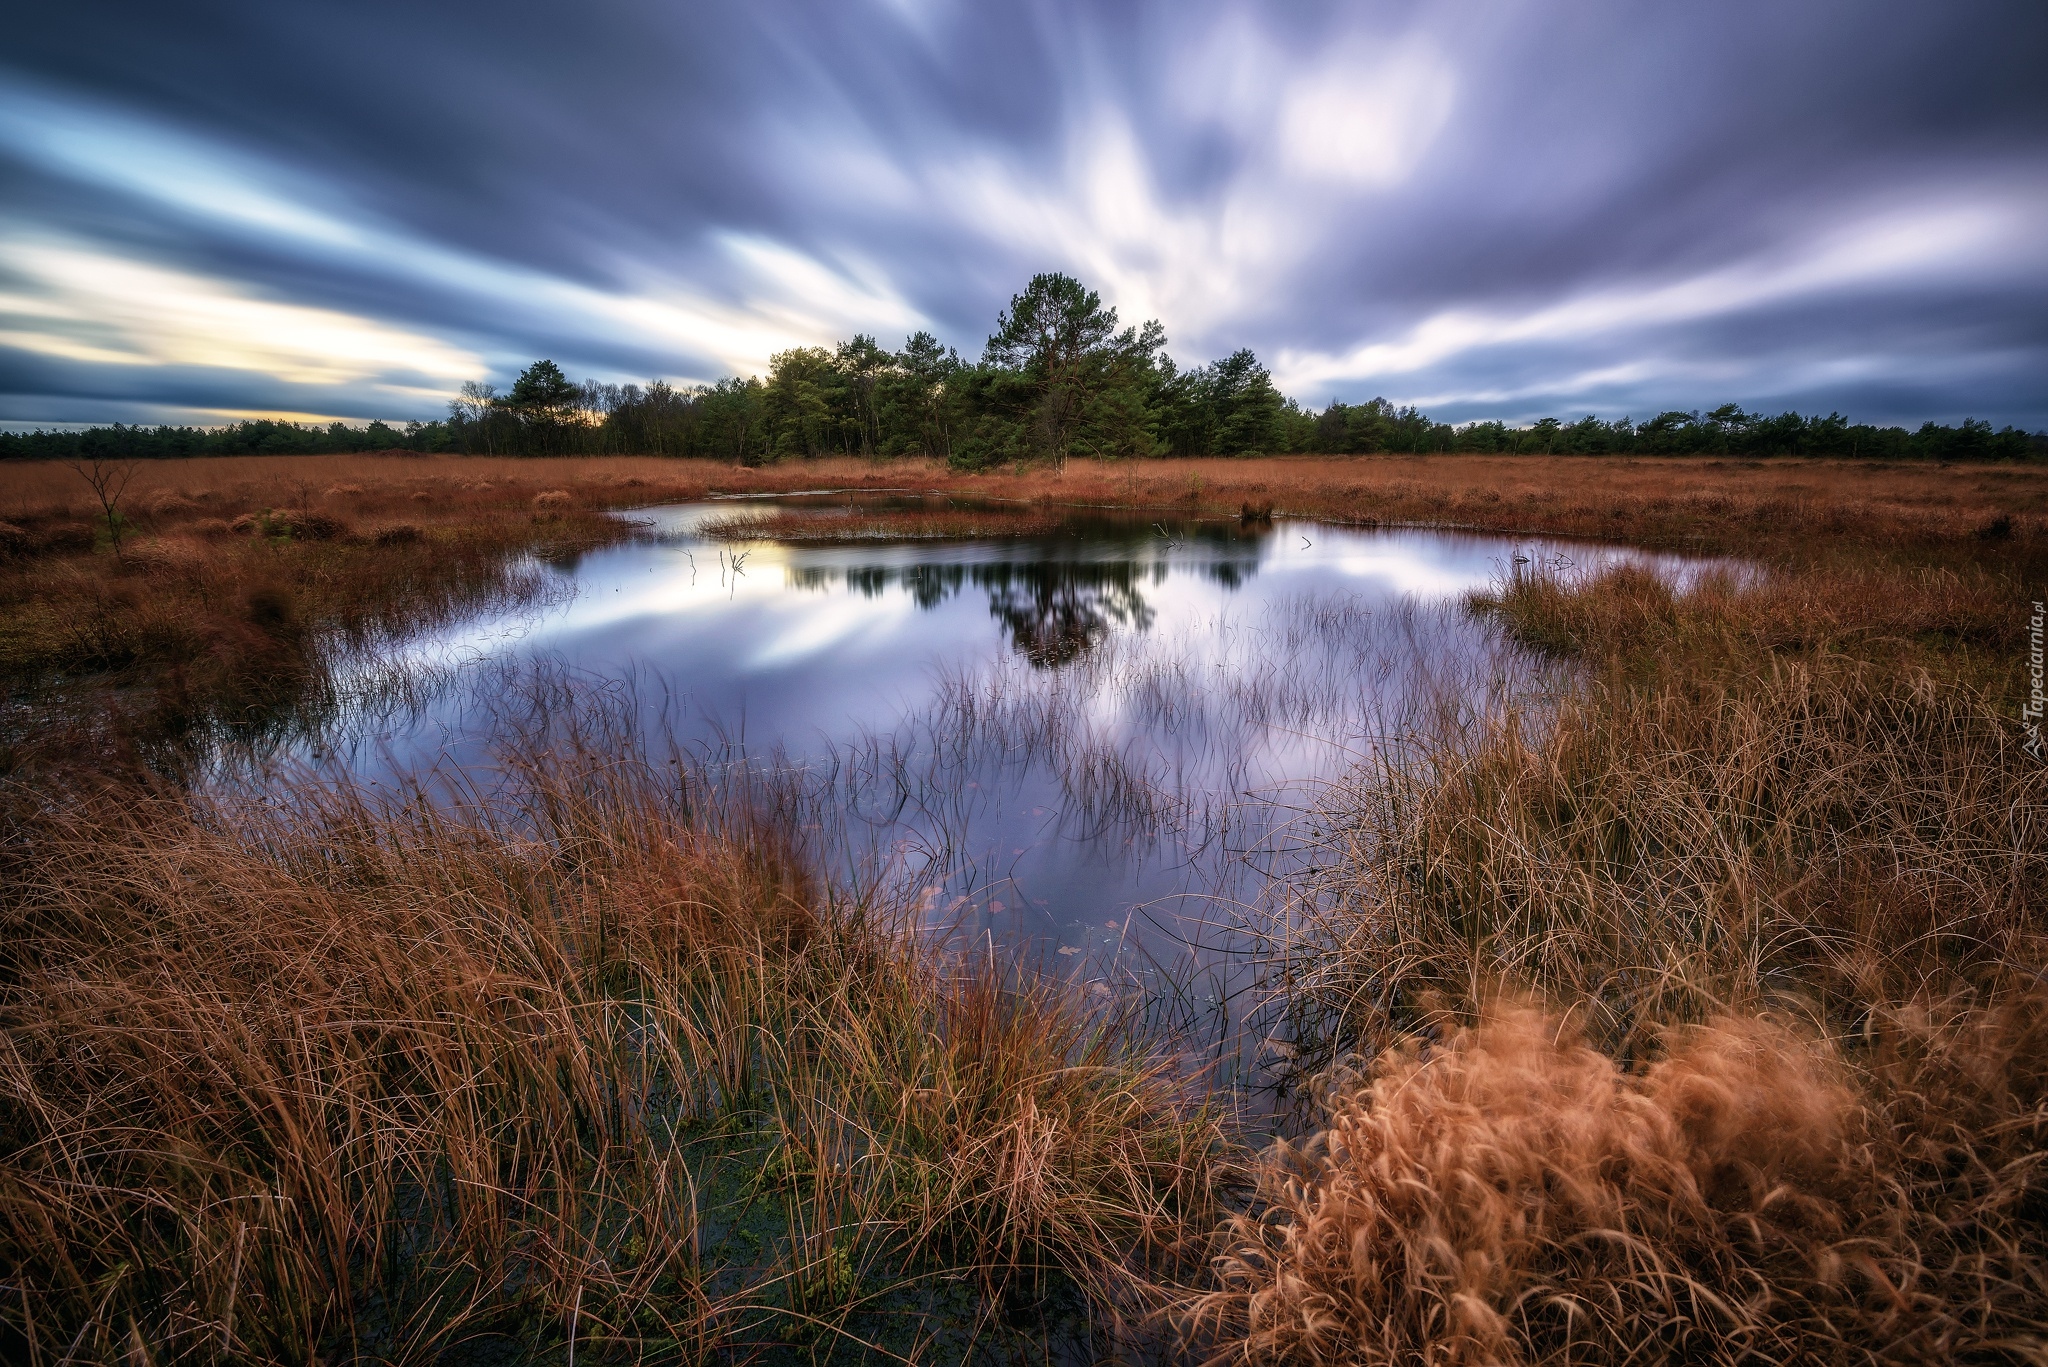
[0,238,481,388]
[1274,193,2048,397]
[0,0,2041,428]
[1276,40,1457,188]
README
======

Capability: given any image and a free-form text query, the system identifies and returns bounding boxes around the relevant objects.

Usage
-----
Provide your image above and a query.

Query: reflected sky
[316,505,1700,981]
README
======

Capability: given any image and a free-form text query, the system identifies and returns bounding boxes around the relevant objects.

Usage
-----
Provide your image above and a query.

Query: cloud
[789,22,1461,354]
[0,81,930,397]
[1275,40,1457,188]
[1274,191,2048,404]
[0,0,2042,426]
[0,238,481,389]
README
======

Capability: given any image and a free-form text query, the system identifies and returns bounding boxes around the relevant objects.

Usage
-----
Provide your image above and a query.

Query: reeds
[1204,558,2048,1363]
[0,719,1227,1362]
[1257,561,2045,1069]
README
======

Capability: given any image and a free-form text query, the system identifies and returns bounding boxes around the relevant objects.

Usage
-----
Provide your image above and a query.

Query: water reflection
[294,501,1710,998]
[985,562,1156,666]
[821,559,1170,666]
[789,527,1262,668]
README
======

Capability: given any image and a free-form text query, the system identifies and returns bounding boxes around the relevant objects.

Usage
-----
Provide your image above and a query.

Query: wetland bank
[2,453,2045,1364]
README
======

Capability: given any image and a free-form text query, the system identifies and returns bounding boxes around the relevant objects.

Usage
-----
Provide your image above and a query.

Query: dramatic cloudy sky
[2,0,2044,429]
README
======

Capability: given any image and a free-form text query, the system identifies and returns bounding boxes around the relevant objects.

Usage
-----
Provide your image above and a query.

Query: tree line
[4,272,2042,464]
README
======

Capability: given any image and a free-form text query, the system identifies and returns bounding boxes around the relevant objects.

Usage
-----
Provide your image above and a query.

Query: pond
[301,496,1697,991]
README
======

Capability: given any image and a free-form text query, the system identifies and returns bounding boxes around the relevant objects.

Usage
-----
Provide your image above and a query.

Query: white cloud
[0,238,483,386]
[1277,42,1457,187]
[0,84,929,387]
[938,113,1296,339]
[0,86,367,252]
[777,21,1461,353]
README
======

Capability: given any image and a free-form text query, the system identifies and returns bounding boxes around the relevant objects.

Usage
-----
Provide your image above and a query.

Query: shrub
[143,491,198,518]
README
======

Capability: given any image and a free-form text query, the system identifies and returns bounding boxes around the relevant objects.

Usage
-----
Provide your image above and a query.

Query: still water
[310,498,1692,981]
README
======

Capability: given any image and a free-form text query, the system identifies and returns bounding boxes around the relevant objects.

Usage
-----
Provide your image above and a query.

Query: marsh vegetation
[0,450,2044,1363]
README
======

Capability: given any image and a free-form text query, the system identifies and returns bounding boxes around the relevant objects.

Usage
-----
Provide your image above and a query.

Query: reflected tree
[806,536,1265,666]
[980,562,1156,667]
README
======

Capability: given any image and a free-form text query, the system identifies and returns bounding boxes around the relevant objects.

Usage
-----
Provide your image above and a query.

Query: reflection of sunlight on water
[744,591,919,668]
[256,503,1719,1028]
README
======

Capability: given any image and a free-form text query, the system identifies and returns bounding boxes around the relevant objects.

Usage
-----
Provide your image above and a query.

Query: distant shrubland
[4,272,2043,467]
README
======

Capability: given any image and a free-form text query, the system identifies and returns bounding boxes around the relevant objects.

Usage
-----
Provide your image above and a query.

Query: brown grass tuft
[144,490,199,518]
[1195,1011,1875,1364]
[122,536,210,579]
[1192,1004,2047,1364]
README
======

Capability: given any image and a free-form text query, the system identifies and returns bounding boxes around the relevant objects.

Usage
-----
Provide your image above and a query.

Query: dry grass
[0,458,666,769]
[0,712,1225,1362]
[989,453,2048,563]
[3,450,2045,1362]
[1191,1004,2047,1365]
[1210,552,2048,1363]
[4,449,2043,558]
[698,504,1076,543]
[1258,561,2043,1066]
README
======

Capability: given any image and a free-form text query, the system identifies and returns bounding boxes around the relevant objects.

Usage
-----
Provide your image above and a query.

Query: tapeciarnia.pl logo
[2025,600,2045,760]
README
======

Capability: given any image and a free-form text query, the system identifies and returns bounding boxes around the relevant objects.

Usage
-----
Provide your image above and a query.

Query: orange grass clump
[1192,1006,2048,1365]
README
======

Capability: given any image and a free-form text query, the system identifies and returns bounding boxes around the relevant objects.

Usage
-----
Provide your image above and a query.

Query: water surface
[311,498,1694,983]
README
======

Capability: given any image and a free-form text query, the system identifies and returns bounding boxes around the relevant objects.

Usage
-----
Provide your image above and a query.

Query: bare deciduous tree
[65,457,140,556]
[455,380,499,456]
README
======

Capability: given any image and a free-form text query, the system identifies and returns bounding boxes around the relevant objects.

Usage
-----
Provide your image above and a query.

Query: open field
[2,450,2045,554]
[1,449,2038,711]
[2,451,2045,1362]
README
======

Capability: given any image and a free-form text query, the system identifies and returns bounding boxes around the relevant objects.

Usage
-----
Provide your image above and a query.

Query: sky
[1,0,2044,431]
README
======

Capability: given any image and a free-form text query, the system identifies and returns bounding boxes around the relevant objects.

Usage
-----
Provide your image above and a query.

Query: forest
[4,272,2042,466]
